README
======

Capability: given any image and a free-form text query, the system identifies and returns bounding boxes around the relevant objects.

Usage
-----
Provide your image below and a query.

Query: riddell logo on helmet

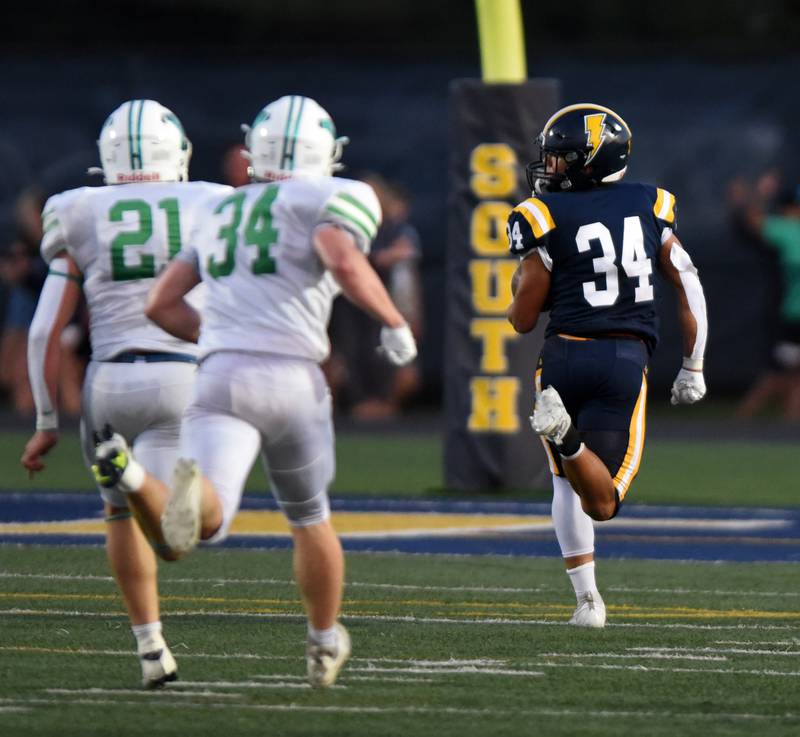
[115,172,162,183]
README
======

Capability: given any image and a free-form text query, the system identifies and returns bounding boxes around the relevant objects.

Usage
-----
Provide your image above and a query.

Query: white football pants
[80,360,196,507]
[180,351,335,542]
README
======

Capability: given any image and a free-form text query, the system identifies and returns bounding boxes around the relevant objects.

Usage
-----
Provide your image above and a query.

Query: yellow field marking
[2,591,800,621]
[0,519,107,534]
[0,511,551,537]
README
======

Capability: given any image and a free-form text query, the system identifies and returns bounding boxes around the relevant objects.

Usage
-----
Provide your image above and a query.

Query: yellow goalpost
[474,0,527,82]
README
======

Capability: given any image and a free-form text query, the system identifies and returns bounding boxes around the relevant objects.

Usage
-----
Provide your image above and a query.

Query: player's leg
[532,383,617,521]
[533,337,647,521]
[103,501,177,686]
[81,362,181,687]
[550,475,605,627]
[171,408,262,549]
[104,504,159,623]
[255,357,348,687]
[88,360,223,557]
[533,337,647,626]
[93,412,256,558]
[148,354,263,553]
[292,522,345,630]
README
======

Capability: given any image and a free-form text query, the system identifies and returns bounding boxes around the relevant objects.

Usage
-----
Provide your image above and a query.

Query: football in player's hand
[511,265,521,296]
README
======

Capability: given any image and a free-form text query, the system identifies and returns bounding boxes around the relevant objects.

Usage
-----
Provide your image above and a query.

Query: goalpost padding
[444,78,560,491]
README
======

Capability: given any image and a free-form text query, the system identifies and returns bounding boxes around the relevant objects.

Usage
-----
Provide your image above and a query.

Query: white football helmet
[242,95,348,181]
[96,99,192,184]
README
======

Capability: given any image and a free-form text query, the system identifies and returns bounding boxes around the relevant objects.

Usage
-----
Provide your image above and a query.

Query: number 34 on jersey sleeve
[506,198,555,259]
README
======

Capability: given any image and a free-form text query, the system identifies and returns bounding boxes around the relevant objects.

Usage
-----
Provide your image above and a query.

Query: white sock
[132,621,165,654]
[118,457,146,494]
[308,623,338,649]
[551,475,595,557]
[567,561,598,598]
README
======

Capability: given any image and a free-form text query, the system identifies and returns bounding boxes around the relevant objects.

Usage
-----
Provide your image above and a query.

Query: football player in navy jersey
[506,103,708,627]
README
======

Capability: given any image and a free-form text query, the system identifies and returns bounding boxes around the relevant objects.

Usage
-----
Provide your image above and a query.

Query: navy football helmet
[526,103,632,194]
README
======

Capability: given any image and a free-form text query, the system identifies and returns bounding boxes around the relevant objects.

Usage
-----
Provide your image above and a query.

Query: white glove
[670,361,706,405]
[378,324,417,366]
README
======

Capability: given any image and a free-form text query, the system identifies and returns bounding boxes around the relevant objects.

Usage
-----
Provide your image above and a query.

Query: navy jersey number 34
[507,181,677,353]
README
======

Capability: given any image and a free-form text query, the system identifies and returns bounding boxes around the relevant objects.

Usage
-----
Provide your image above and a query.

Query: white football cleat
[569,590,607,628]
[307,623,351,688]
[530,386,572,445]
[139,644,178,689]
[161,458,202,556]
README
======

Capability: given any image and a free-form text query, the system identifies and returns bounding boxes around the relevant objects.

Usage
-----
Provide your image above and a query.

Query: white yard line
[3,570,798,599]
[11,644,799,679]
[714,640,800,646]
[45,688,240,698]
[358,658,507,666]
[171,680,339,689]
[345,675,435,683]
[538,652,727,662]
[3,607,799,631]
[348,666,544,677]
[2,696,796,722]
[608,586,800,598]
[533,661,800,677]
[630,646,800,657]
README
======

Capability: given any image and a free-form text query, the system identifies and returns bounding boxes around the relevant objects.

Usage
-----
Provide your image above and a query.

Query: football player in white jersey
[20,99,231,688]
[90,95,418,688]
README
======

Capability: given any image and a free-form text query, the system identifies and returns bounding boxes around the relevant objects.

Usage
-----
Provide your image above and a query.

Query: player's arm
[658,234,708,405]
[507,251,551,333]
[314,223,416,365]
[21,253,83,476]
[145,259,202,343]
[505,203,553,333]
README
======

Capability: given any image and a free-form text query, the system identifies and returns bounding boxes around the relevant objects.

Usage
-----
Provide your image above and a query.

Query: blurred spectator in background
[326,172,424,420]
[728,171,800,420]
[0,232,47,414]
[0,149,97,419]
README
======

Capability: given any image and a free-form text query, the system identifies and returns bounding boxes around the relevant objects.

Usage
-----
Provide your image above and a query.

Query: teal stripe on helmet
[135,99,145,169]
[286,96,305,171]
[279,96,296,171]
[127,102,136,170]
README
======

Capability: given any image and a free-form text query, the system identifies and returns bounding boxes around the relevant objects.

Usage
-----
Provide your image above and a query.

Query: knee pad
[280,489,331,527]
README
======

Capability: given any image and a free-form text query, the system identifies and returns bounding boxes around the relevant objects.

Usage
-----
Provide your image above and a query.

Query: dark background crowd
[2,0,800,423]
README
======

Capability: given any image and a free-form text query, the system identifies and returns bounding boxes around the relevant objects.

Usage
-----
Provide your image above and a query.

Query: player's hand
[20,430,59,478]
[378,324,417,366]
[670,367,706,405]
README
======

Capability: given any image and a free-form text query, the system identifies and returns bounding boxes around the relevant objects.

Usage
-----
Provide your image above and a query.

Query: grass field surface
[2,429,800,507]
[2,423,798,735]
[1,546,799,737]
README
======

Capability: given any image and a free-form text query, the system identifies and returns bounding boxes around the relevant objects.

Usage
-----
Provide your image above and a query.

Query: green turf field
[1,546,798,736]
[2,429,799,507]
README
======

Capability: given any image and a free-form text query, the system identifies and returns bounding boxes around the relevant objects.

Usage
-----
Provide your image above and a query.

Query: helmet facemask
[526,140,593,194]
